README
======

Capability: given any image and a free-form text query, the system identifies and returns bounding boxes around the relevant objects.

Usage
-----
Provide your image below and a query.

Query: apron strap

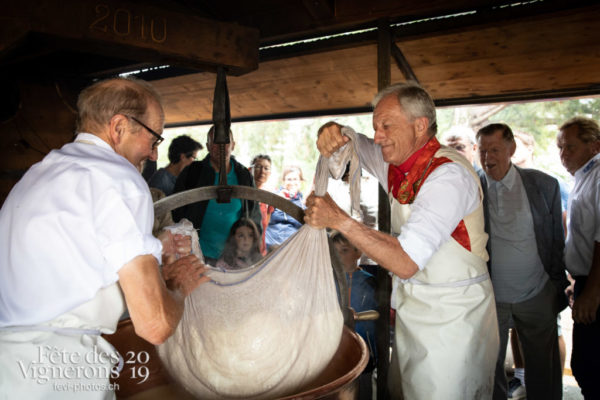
[405,272,489,288]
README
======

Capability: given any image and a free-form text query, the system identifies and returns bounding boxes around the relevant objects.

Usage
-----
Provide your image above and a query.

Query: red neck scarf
[388,137,447,204]
[387,137,472,251]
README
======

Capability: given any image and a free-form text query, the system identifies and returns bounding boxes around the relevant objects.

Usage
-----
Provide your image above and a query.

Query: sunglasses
[125,115,164,149]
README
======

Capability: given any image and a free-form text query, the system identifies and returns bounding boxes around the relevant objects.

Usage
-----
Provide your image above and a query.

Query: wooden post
[375,18,392,400]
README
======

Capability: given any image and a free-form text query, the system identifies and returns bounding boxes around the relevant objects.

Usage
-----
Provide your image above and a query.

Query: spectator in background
[508,129,571,399]
[216,218,262,271]
[252,154,273,191]
[172,126,262,265]
[251,154,273,254]
[331,231,378,399]
[440,125,481,171]
[265,165,305,251]
[149,135,203,195]
[556,117,600,399]
[477,123,568,400]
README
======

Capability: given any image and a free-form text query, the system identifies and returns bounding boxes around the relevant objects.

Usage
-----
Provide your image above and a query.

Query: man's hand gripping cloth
[326,127,363,220]
[157,154,356,399]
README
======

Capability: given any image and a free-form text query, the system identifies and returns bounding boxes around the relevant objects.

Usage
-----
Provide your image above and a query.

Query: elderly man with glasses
[0,77,208,398]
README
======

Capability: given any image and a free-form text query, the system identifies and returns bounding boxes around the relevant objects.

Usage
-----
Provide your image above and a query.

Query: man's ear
[108,114,128,145]
[509,140,517,157]
[415,117,429,137]
[591,140,600,155]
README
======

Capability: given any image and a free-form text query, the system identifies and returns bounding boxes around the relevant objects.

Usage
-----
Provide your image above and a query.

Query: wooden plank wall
[153,45,379,124]
[396,6,600,100]
[154,5,600,125]
[0,82,77,205]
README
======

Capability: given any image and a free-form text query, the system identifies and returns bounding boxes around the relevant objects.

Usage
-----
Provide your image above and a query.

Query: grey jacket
[479,166,569,309]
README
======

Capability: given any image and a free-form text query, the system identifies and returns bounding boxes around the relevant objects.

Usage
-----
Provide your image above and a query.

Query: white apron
[0,283,126,399]
[388,149,499,400]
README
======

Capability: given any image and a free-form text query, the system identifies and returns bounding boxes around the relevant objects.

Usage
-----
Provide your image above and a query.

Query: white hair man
[305,82,498,399]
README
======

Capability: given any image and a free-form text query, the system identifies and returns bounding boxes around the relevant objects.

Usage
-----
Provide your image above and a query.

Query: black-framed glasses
[126,115,164,149]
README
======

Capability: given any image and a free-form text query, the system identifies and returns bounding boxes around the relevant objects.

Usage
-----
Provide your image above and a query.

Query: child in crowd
[216,218,262,270]
[331,231,378,399]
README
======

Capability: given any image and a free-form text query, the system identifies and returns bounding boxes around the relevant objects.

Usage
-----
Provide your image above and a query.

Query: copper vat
[104,318,368,399]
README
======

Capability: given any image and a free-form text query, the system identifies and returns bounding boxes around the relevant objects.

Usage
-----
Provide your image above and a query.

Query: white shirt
[348,132,479,270]
[485,165,547,303]
[0,133,162,326]
[565,153,600,276]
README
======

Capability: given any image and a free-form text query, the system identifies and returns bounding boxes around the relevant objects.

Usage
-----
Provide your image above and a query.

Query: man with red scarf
[305,82,498,399]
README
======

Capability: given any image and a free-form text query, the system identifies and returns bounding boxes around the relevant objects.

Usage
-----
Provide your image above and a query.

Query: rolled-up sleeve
[96,188,163,278]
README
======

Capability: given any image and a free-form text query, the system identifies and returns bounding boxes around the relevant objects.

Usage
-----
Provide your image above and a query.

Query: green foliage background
[159,97,599,189]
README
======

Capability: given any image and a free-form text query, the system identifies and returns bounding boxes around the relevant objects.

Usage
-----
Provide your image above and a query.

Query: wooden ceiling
[153,0,600,125]
[2,0,600,126]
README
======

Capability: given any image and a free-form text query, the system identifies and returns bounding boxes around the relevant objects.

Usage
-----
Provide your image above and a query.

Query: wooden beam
[2,0,259,75]
[376,18,392,400]
[391,43,419,84]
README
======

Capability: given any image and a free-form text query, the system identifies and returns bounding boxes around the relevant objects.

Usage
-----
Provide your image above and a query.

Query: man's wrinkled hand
[162,254,209,297]
[317,122,349,157]
[304,192,348,230]
[572,289,600,325]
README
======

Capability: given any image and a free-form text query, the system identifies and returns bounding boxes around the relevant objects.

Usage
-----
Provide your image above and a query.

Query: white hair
[372,82,437,135]
[440,125,476,145]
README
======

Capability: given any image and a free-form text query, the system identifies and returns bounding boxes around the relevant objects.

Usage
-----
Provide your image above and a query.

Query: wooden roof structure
[151,0,600,126]
[2,0,600,127]
[2,0,599,205]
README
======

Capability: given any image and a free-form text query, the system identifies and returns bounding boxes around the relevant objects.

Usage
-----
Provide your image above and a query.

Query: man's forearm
[336,216,419,279]
[134,287,185,345]
[119,255,190,345]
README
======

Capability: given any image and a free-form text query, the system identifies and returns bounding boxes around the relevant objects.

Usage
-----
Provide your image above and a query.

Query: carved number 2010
[89,4,167,44]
